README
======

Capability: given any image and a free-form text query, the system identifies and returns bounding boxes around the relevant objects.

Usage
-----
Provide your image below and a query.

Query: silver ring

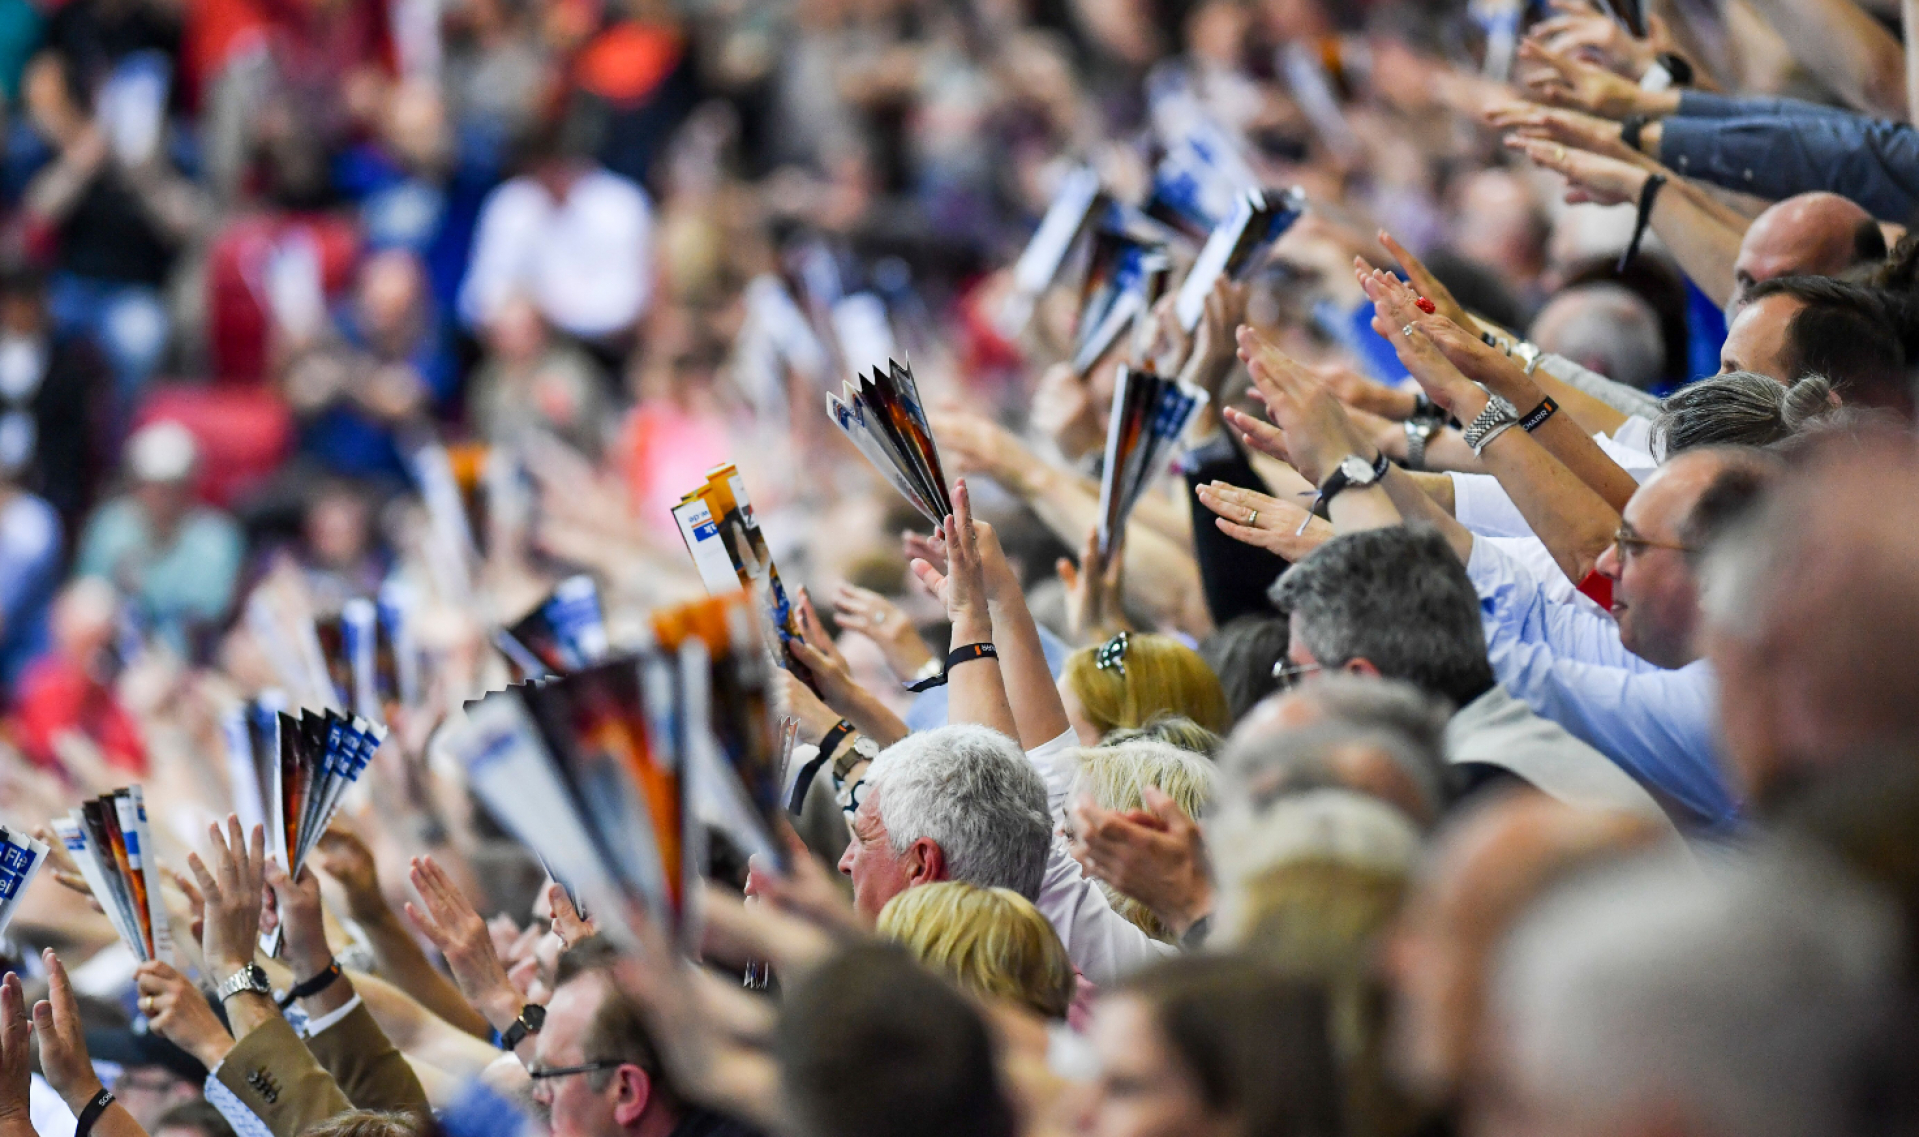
[1248,509,1258,526]
[1402,324,1417,338]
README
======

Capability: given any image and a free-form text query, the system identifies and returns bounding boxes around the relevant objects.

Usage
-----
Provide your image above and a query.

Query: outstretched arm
[912,479,1021,742]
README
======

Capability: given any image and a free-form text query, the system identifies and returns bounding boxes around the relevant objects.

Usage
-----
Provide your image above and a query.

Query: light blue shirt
[1467,538,1739,829]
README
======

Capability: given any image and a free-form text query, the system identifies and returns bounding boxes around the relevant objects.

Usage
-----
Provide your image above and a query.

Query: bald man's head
[1729,193,1884,319]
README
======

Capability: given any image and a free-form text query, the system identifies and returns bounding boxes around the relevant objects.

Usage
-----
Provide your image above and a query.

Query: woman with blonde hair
[1066,738,1216,941]
[1058,632,1231,744]
[875,881,1077,1020]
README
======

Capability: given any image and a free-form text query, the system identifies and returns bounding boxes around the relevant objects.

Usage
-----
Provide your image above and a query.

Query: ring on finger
[1247,509,1259,526]
[1402,324,1417,338]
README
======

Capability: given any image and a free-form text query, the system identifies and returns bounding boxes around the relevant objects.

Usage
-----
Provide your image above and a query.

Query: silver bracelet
[1472,419,1519,456]
[1462,396,1520,455]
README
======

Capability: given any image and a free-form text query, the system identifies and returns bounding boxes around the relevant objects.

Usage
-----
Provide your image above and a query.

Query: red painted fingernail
[1416,297,1437,314]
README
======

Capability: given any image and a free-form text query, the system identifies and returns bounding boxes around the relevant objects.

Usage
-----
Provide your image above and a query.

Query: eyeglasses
[1270,660,1324,690]
[527,1061,627,1081]
[1611,526,1695,563]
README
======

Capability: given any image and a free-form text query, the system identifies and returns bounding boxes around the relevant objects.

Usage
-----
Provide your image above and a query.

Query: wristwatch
[214,963,273,1004]
[834,734,880,781]
[1315,451,1390,509]
[501,1003,546,1050]
[1403,418,1438,470]
[1462,396,1521,456]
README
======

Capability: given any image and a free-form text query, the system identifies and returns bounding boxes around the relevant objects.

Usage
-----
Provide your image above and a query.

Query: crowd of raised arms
[5,2,1919,1137]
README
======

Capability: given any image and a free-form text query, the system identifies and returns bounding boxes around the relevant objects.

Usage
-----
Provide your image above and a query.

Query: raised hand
[1356,267,1492,423]
[1233,327,1379,485]
[1068,788,1213,938]
[1489,101,1643,162]
[32,950,106,1113]
[1057,526,1128,646]
[1529,0,1664,77]
[263,859,331,980]
[1195,481,1333,561]
[786,586,863,715]
[1506,135,1652,207]
[1376,231,1473,331]
[1179,279,1250,403]
[313,826,388,924]
[901,529,947,577]
[135,961,234,1069]
[1517,35,1663,120]
[910,479,991,630]
[0,973,30,1128]
[832,584,933,683]
[546,881,596,950]
[776,669,844,746]
[404,855,522,1033]
[185,816,266,982]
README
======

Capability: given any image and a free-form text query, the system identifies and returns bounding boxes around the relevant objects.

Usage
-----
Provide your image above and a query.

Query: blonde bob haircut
[876,881,1076,1020]
[1061,633,1230,738]
[1070,739,1216,942]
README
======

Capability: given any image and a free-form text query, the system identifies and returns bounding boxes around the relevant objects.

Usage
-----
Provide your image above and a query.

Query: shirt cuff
[300,994,363,1039]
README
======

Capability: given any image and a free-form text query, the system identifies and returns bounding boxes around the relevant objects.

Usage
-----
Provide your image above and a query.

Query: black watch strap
[277,959,343,1009]
[501,1004,546,1050]
[789,721,854,813]
[76,1089,115,1137]
[904,643,999,693]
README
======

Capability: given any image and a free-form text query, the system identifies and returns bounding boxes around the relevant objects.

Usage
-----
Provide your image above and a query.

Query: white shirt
[1024,729,1178,987]
[459,168,655,338]
[1448,419,1660,540]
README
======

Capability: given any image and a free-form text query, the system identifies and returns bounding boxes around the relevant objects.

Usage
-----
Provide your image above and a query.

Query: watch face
[1340,454,1374,482]
[523,1004,547,1030]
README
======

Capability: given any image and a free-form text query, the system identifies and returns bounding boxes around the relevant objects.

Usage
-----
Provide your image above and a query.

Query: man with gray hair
[1481,848,1901,1137]
[1270,527,1673,829]
[1528,284,1667,392]
[840,723,1174,984]
[1226,674,1452,829]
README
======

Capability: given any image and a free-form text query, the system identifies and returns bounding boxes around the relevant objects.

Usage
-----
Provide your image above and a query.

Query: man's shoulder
[671,1108,765,1137]
[1445,687,1673,823]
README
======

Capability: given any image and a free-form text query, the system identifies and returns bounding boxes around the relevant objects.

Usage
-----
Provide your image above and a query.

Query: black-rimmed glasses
[527,1061,626,1081]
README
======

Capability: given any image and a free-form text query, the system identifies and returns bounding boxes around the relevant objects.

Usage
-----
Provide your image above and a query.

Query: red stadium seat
[131,384,293,508]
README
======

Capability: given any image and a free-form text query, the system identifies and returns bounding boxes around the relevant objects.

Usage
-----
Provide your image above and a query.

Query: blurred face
[1384,873,1480,1104]
[1592,464,1709,669]
[113,1068,198,1129]
[359,252,424,337]
[838,785,915,917]
[1718,293,1804,381]
[306,493,371,568]
[1078,995,1235,1137]
[531,977,628,1137]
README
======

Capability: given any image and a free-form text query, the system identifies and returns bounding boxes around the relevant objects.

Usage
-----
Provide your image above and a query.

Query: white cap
[126,420,199,484]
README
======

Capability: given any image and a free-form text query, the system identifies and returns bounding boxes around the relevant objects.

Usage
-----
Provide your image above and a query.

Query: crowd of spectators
[2,2,1919,1137]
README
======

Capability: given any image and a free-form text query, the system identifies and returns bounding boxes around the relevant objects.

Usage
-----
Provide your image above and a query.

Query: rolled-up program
[1073,230,1173,375]
[826,357,953,525]
[51,788,170,963]
[1174,186,1306,332]
[1096,365,1210,559]
[999,166,1107,336]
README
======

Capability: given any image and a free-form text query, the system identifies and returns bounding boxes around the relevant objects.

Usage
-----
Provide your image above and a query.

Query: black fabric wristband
[1519,396,1559,433]
[904,643,999,692]
[76,1089,115,1137]
[1655,52,1694,87]
[1618,174,1667,273]
[1620,113,1649,154]
[790,721,855,812]
[278,959,343,1008]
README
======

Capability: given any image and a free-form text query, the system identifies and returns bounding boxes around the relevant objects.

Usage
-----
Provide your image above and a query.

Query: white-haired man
[840,723,1175,986]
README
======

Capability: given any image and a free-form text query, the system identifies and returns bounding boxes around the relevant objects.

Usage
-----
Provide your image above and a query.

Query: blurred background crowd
[0,0,1916,1136]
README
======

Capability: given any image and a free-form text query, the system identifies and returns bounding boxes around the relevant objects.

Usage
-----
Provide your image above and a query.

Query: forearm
[350,908,491,1037]
[350,970,509,1078]
[1401,470,1457,516]
[220,989,284,1047]
[1743,0,1907,119]
[23,157,98,224]
[838,686,910,748]
[944,614,1020,741]
[1480,430,1622,583]
[1527,410,1640,514]
[1379,467,1477,563]
[986,589,1072,749]
[1651,173,1751,307]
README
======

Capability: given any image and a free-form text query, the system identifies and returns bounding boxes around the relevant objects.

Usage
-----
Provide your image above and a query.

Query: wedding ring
[1555,144,1568,162]
[1248,509,1259,526]
[140,995,155,1014]
[1402,324,1417,338]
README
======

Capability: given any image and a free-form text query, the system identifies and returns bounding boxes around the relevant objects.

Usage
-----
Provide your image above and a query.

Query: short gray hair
[1529,283,1666,391]
[1492,846,1900,1137]
[1223,675,1449,824]
[1652,372,1833,457]
[1268,527,1494,709]
[865,725,1051,901]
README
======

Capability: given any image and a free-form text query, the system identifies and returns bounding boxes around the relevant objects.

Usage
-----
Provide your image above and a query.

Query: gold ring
[1248,509,1258,526]
[140,995,155,1014]
[1555,144,1568,162]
